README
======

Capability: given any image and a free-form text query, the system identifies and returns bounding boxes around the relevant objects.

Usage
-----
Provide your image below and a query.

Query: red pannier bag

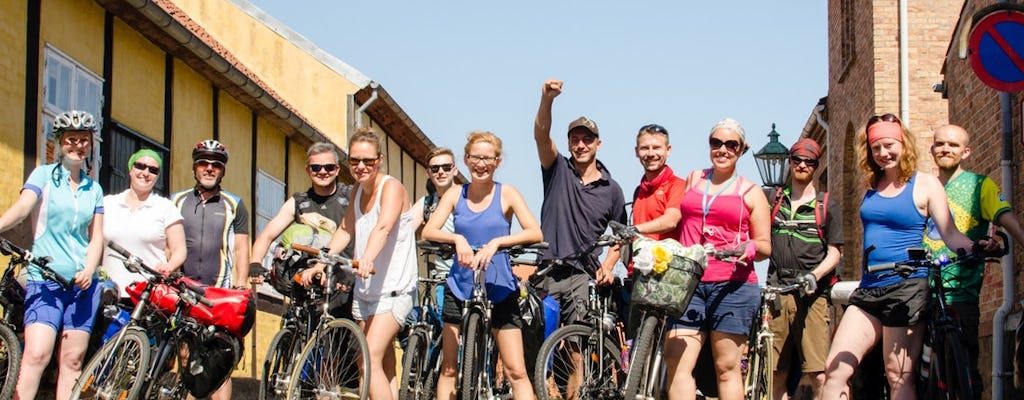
[126,277,256,337]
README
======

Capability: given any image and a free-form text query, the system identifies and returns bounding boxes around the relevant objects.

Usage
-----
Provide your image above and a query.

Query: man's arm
[996,211,1024,252]
[233,233,250,286]
[250,197,298,265]
[534,79,562,169]
[634,208,682,236]
[810,244,842,281]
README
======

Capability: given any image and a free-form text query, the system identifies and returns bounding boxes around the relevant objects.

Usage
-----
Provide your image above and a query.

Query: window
[256,170,286,235]
[101,122,170,196]
[42,45,104,172]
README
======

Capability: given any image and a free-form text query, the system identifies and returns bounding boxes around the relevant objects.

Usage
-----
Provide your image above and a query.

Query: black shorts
[849,277,928,326]
[441,284,523,330]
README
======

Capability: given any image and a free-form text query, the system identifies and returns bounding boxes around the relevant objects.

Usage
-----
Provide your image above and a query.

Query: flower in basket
[633,244,655,275]
[651,244,671,275]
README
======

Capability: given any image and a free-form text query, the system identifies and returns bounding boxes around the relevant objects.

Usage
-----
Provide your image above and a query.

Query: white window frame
[42,45,104,173]
[255,169,287,298]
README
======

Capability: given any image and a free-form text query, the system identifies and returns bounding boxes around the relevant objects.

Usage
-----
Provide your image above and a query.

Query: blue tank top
[860,173,927,288]
[447,183,517,302]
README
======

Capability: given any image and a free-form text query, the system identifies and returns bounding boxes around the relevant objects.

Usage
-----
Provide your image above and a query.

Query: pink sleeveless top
[679,169,757,283]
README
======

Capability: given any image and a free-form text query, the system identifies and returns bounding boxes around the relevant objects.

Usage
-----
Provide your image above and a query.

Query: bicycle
[742,283,803,400]
[864,238,1005,400]
[258,253,343,400]
[74,242,246,400]
[0,237,80,399]
[396,240,451,400]
[532,228,632,400]
[284,244,371,400]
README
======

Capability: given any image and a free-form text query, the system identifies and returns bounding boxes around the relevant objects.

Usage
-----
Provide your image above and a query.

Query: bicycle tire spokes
[291,323,365,399]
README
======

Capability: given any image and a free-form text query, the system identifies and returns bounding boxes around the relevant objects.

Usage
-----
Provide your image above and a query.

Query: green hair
[128,149,162,171]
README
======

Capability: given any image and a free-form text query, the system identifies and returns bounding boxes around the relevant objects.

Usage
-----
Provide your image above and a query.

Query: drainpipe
[993,91,1015,400]
[355,81,380,128]
[899,0,910,124]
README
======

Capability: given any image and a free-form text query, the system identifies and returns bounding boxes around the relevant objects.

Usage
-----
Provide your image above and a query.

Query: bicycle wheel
[623,315,660,400]
[0,323,20,400]
[71,327,151,400]
[262,327,297,400]
[534,324,623,400]
[942,330,975,400]
[399,328,430,400]
[744,335,772,400]
[287,319,370,400]
[459,311,485,400]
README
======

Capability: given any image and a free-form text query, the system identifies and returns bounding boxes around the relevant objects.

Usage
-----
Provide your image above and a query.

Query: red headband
[867,121,903,144]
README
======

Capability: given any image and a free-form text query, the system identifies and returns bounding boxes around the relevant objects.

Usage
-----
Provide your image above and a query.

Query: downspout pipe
[355,81,380,129]
[993,90,1015,400]
[899,0,910,124]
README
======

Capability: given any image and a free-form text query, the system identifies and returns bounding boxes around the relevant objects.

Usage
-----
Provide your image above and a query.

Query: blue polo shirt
[23,163,104,281]
[540,156,626,273]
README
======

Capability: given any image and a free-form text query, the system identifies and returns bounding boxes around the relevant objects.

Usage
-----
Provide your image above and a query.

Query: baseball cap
[567,116,599,137]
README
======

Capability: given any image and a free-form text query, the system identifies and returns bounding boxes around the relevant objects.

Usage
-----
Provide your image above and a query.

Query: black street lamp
[753,123,790,188]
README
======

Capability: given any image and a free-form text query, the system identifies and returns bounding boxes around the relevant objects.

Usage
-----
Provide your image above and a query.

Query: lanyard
[701,171,738,233]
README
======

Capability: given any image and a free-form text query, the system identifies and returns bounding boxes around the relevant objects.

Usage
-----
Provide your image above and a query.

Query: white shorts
[352,291,415,325]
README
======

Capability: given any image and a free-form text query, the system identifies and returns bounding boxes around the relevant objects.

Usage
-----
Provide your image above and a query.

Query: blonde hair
[464,131,503,159]
[857,116,917,188]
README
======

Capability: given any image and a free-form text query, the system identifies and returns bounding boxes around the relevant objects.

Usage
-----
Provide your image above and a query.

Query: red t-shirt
[631,166,687,241]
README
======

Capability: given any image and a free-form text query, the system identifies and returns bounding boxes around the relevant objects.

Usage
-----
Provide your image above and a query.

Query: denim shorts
[352,290,415,326]
[24,280,100,333]
[669,281,759,335]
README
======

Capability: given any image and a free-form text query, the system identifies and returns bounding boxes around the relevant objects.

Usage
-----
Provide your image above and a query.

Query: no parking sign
[969,4,1024,92]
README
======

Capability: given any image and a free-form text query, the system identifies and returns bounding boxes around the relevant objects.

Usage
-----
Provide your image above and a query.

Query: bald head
[935,125,970,146]
[931,124,972,174]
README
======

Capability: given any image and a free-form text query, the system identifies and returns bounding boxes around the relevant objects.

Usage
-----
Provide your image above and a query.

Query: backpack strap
[768,187,785,229]
[814,191,829,243]
[292,191,309,224]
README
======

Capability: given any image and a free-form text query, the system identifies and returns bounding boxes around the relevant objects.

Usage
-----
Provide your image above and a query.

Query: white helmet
[52,110,97,137]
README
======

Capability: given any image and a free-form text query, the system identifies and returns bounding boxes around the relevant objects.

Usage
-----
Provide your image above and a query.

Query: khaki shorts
[768,294,830,373]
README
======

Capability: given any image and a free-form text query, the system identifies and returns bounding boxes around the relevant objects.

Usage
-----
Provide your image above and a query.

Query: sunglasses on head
[348,156,380,167]
[309,164,339,173]
[429,163,455,173]
[868,113,901,126]
[790,156,819,167]
[709,137,742,152]
[194,159,225,169]
[133,162,160,174]
[640,124,668,135]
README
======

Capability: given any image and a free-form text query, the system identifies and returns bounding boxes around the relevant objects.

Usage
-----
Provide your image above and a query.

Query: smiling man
[631,123,685,242]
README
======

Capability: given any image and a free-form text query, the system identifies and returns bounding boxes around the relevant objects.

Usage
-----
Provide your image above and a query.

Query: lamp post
[753,123,790,188]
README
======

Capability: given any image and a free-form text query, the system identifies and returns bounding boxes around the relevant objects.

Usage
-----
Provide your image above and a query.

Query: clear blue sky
[247,0,827,221]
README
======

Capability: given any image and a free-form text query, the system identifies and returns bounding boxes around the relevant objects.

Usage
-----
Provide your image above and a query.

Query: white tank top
[353,175,418,301]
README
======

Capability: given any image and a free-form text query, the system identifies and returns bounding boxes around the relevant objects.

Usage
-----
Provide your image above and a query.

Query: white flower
[633,246,654,275]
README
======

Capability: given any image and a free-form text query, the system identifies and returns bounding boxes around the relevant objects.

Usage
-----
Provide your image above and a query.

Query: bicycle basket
[126,277,256,337]
[180,329,240,398]
[630,238,706,318]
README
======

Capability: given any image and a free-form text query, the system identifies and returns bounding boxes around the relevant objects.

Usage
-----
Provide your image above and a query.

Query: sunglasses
[309,164,339,173]
[348,157,380,167]
[790,156,819,167]
[195,159,225,169]
[868,113,901,126]
[429,163,455,173]
[640,124,668,135]
[709,137,742,153]
[132,162,160,174]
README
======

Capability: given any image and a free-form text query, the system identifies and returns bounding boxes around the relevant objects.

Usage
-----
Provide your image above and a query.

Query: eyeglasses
[467,154,499,165]
[867,113,901,126]
[63,136,91,146]
[132,162,160,175]
[639,124,668,135]
[790,156,819,167]
[709,137,742,153]
[309,164,339,173]
[429,163,455,173]
[195,159,225,169]
[348,157,380,167]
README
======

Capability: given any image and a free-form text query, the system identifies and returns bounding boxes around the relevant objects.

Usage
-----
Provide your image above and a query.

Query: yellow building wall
[287,141,308,195]
[217,94,253,204]
[402,152,416,203]
[170,60,213,191]
[174,0,360,145]
[40,0,104,77]
[111,19,165,142]
[386,137,401,180]
[256,117,286,181]
[0,1,27,209]
[414,168,429,202]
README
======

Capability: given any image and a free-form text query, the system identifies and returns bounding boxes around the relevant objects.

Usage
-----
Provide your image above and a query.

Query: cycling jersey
[171,188,249,287]
[23,163,104,281]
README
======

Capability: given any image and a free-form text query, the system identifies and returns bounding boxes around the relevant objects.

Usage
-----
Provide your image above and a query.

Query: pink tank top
[679,169,757,283]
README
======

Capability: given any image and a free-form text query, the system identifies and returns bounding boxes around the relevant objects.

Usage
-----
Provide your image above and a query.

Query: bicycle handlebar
[1,238,73,290]
[290,244,367,273]
[107,241,215,308]
[867,232,1008,278]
